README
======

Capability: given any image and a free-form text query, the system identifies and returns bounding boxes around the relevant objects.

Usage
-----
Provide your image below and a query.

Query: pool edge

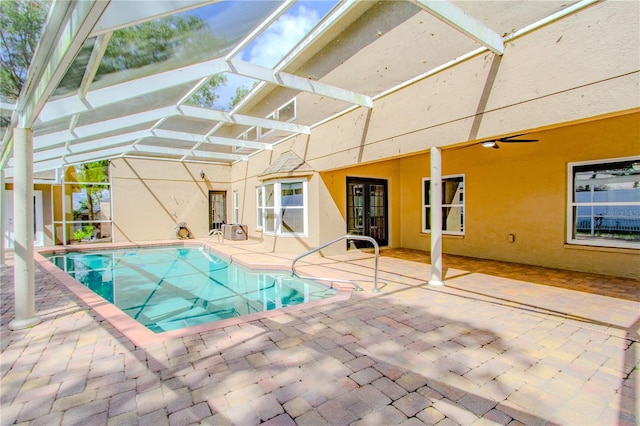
[34,243,353,347]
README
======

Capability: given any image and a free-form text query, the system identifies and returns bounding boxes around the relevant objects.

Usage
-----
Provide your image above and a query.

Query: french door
[346,177,388,248]
[208,191,226,231]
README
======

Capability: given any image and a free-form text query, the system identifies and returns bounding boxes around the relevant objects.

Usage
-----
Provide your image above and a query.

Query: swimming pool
[44,246,337,333]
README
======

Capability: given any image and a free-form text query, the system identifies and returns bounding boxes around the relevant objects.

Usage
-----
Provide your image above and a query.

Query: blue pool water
[45,246,336,333]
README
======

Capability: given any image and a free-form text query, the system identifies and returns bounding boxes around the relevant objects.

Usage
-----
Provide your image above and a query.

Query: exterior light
[200,169,205,179]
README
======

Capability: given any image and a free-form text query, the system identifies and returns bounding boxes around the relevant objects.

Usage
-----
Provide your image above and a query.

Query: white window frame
[258,178,308,237]
[256,186,264,230]
[278,99,296,123]
[567,156,640,249]
[422,174,465,236]
[233,190,239,224]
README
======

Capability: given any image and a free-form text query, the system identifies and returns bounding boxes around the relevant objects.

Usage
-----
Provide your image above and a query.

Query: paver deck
[1,241,638,425]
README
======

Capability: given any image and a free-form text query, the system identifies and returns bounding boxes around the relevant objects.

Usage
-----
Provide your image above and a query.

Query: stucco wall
[316,113,639,278]
[108,1,638,277]
[228,1,639,276]
[402,113,639,278]
[110,158,231,242]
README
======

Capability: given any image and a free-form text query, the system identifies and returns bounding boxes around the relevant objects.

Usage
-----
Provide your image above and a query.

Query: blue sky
[212,1,338,110]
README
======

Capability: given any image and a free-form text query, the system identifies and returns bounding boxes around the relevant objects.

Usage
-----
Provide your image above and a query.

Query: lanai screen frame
[0,0,605,329]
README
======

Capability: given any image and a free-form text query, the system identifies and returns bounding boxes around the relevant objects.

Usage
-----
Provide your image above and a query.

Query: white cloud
[214,4,325,110]
[248,5,319,68]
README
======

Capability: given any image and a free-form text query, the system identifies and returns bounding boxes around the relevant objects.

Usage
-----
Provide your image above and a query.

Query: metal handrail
[291,235,380,293]
[200,228,222,250]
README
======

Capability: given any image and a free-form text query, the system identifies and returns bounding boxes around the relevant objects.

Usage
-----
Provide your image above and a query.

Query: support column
[0,169,5,267]
[9,127,41,330]
[428,146,444,287]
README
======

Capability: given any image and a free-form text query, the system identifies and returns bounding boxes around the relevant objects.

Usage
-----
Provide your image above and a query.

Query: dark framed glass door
[209,191,226,231]
[346,177,388,247]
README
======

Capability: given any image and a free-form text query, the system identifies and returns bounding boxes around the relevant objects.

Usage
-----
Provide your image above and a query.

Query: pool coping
[35,241,353,347]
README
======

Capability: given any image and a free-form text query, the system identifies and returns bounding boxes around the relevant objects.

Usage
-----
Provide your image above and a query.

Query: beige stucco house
[2,0,639,280]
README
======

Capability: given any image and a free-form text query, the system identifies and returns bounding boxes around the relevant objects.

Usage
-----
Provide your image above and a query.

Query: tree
[229,85,253,109]
[2,1,227,108]
[187,74,228,108]
[74,160,109,223]
[0,0,50,100]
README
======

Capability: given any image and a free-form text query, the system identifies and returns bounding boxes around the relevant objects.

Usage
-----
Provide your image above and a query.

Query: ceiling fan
[476,134,539,149]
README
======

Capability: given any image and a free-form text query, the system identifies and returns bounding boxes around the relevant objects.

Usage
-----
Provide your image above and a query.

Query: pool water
[45,246,336,333]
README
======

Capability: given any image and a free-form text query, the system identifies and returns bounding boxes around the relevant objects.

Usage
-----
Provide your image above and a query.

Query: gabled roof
[259,150,314,179]
[0,0,598,178]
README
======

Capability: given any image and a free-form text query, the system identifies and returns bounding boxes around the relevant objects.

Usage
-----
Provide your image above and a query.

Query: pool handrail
[291,235,380,293]
[200,228,223,250]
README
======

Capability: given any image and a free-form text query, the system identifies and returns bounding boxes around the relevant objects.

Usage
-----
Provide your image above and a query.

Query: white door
[4,190,44,248]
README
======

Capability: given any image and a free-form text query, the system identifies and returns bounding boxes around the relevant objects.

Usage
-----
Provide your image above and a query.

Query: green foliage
[76,160,109,184]
[73,225,94,241]
[187,74,228,108]
[56,13,222,96]
[3,1,228,107]
[229,85,253,109]
[73,161,109,221]
[99,15,208,73]
[0,0,50,99]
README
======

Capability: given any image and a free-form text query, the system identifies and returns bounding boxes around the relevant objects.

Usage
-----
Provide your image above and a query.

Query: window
[233,191,239,224]
[568,157,640,249]
[264,183,275,233]
[257,179,307,236]
[256,186,264,229]
[422,175,464,235]
[280,181,304,233]
[53,162,112,245]
[278,99,295,122]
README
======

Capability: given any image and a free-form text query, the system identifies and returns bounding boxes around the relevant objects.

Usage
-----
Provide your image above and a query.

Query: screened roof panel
[38,81,197,125]
[125,151,183,161]
[158,116,218,135]
[58,122,154,148]
[57,1,284,96]
[182,155,236,164]
[140,137,196,150]
[196,142,236,154]
[0,0,601,177]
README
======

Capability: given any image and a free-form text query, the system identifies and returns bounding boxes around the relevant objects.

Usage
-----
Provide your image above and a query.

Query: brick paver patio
[1,242,638,425]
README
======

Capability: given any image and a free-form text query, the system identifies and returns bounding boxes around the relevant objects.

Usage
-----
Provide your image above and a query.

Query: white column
[428,146,444,287]
[0,168,6,267]
[9,127,41,330]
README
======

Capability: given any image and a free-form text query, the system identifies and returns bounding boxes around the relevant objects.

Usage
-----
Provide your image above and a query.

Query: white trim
[422,174,465,236]
[260,178,308,237]
[256,186,264,230]
[233,190,239,224]
[566,156,640,250]
[412,0,504,55]
[228,59,373,108]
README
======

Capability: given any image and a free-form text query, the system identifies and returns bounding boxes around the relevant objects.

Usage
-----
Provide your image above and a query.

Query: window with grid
[422,175,465,235]
[258,179,307,236]
[568,157,640,249]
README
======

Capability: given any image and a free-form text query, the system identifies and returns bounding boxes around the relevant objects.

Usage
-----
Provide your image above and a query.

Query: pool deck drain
[1,240,638,425]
